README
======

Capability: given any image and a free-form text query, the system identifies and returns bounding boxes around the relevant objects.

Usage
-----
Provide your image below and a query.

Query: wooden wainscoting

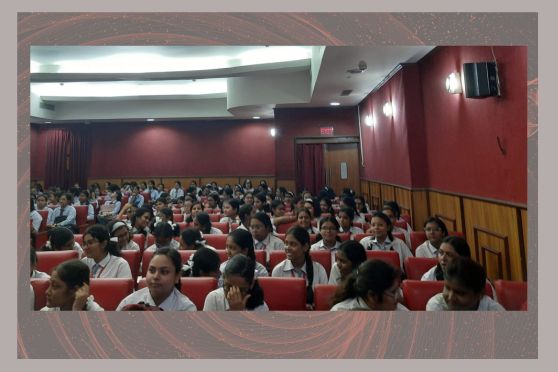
[394,187,412,226]
[463,198,526,281]
[199,177,241,189]
[380,184,395,205]
[276,179,296,194]
[428,191,464,232]
[360,180,370,206]
[88,178,123,189]
[411,190,429,231]
[162,177,201,190]
[370,182,382,211]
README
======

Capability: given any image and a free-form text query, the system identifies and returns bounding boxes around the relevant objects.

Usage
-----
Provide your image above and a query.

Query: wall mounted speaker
[463,62,500,98]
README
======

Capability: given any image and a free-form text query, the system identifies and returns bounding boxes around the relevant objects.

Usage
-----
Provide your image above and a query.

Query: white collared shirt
[331,296,409,311]
[81,254,132,279]
[415,240,440,258]
[122,240,140,251]
[41,296,104,311]
[426,293,505,311]
[145,239,181,252]
[328,263,342,284]
[421,265,439,281]
[203,287,269,311]
[359,235,413,271]
[254,233,286,261]
[30,210,42,232]
[31,270,50,279]
[339,225,364,239]
[51,205,77,227]
[271,259,328,288]
[116,287,196,311]
[310,239,341,265]
[219,259,268,278]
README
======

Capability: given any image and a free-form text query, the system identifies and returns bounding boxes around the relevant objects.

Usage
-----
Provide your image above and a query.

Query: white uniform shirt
[359,236,413,271]
[30,210,42,232]
[421,265,439,281]
[122,240,140,251]
[254,233,286,261]
[145,239,181,252]
[41,296,104,311]
[74,203,95,221]
[81,254,132,279]
[51,205,77,227]
[331,296,409,311]
[415,240,440,258]
[271,259,328,288]
[38,206,54,226]
[339,225,364,239]
[310,239,341,265]
[116,287,196,311]
[426,293,505,311]
[328,263,343,285]
[219,259,268,278]
[170,188,185,200]
[31,270,50,279]
[393,226,412,248]
[203,287,269,311]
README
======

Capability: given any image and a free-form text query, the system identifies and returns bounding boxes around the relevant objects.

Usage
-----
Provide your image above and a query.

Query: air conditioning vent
[40,102,55,111]
[340,89,352,96]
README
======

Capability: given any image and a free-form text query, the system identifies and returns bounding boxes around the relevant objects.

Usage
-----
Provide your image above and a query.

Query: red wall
[273,107,359,179]
[419,46,527,204]
[359,46,527,205]
[30,126,47,180]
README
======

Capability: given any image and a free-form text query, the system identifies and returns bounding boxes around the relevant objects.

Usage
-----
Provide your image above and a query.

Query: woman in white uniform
[294,208,319,234]
[117,248,196,311]
[108,220,140,251]
[310,216,342,265]
[249,212,285,263]
[426,257,504,311]
[331,259,408,311]
[41,259,103,311]
[81,224,132,279]
[328,240,367,285]
[415,217,448,258]
[219,228,268,279]
[204,254,268,311]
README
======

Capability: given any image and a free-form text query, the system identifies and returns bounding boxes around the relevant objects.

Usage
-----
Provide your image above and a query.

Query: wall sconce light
[445,72,463,94]
[270,128,276,137]
[382,102,393,117]
[364,114,375,127]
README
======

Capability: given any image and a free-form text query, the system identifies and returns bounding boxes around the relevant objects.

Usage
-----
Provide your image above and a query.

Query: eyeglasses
[424,227,442,232]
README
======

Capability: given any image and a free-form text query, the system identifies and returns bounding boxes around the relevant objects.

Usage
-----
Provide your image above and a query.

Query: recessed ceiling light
[44,121,51,124]
[252,116,261,119]
[270,128,276,137]
[146,118,155,122]
[330,102,340,106]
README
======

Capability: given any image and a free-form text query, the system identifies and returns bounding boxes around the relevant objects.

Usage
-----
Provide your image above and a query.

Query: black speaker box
[463,62,500,98]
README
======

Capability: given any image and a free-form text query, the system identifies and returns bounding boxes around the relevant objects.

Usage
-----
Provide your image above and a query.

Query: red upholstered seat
[141,192,151,204]
[401,280,444,310]
[209,214,221,222]
[410,232,427,255]
[394,220,408,230]
[120,250,142,283]
[404,257,438,280]
[36,250,79,275]
[255,250,267,267]
[37,210,49,232]
[141,250,195,277]
[30,279,50,310]
[276,222,297,234]
[230,223,239,231]
[365,251,400,270]
[257,277,307,310]
[309,250,332,277]
[269,251,287,272]
[392,232,406,242]
[314,284,337,311]
[173,214,184,223]
[132,234,146,253]
[203,234,227,250]
[212,222,229,234]
[138,277,217,310]
[354,233,372,242]
[73,234,83,246]
[74,205,90,233]
[401,214,412,227]
[90,278,134,311]
[494,280,527,310]
[215,250,228,263]
[338,233,350,241]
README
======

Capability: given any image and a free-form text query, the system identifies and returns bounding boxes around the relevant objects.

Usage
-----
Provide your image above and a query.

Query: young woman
[318,198,335,217]
[354,196,370,215]
[185,201,204,224]
[359,212,412,272]
[74,190,95,222]
[146,223,181,252]
[182,196,194,218]
[242,179,254,194]
[169,181,184,202]
[203,254,268,311]
[238,204,255,231]
[328,240,367,285]
[108,220,139,251]
[98,190,122,224]
[206,193,221,213]
[271,226,328,309]
[220,228,268,279]
[338,207,364,239]
[81,224,132,279]
[303,199,318,221]
[415,217,449,258]
[152,207,180,236]
[35,194,53,225]
[179,228,213,251]
[310,216,342,265]
[130,207,152,237]
[194,212,223,235]
[47,193,77,230]
[249,212,285,262]
[219,199,240,224]
[426,257,504,311]
[30,198,43,234]
[42,226,84,258]
[340,196,366,224]
[295,208,319,234]
[41,260,104,311]
[377,205,411,248]
[330,259,408,311]
[117,248,196,311]
[253,192,271,214]
[128,186,145,208]
[243,192,255,206]
[270,200,296,232]
[30,248,50,279]
[189,247,221,279]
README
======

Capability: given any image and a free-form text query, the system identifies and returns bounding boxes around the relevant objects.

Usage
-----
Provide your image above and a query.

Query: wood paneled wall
[362,178,527,282]
[276,179,296,194]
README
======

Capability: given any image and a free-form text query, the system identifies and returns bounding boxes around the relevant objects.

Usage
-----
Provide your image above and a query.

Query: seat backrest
[392,232,406,242]
[90,278,134,311]
[74,205,89,227]
[36,250,79,275]
[269,251,287,272]
[141,192,151,204]
[230,223,239,231]
[212,222,229,234]
[138,277,217,310]
[120,250,142,282]
[176,222,188,232]
[401,214,412,227]
[73,234,83,246]
[494,280,527,310]
[309,250,332,277]
[314,284,337,311]
[30,278,50,310]
[121,195,129,205]
[277,222,297,234]
[354,233,372,242]
[173,214,184,223]
[257,277,307,310]
[203,234,227,249]
[37,210,49,232]
[275,233,286,242]
[410,231,427,255]
[215,250,228,263]
[254,250,267,267]
[132,234,146,252]
[338,233,350,241]
[404,257,438,280]
[209,214,221,222]
[365,250,400,270]
[401,280,444,310]
[394,220,408,230]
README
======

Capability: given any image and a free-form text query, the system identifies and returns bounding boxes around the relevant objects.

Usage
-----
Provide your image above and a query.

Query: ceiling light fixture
[270,128,276,137]
[364,114,375,127]
[252,116,261,119]
[330,102,340,106]
[445,72,463,94]
[383,102,393,117]
[146,118,155,122]
[44,121,51,124]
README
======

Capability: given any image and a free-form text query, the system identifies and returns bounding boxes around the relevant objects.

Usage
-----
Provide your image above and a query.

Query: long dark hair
[434,236,471,280]
[43,227,74,251]
[195,212,212,234]
[332,259,400,307]
[131,207,152,235]
[286,225,315,305]
[84,224,121,257]
[371,212,394,241]
[445,257,486,294]
[224,254,265,310]
[315,216,341,243]
[338,240,367,271]
[191,247,220,277]
[55,259,90,289]
[181,228,205,250]
[228,228,256,262]
[152,247,182,290]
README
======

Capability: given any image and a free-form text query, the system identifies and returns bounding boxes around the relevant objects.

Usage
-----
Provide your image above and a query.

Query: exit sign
[320,126,334,136]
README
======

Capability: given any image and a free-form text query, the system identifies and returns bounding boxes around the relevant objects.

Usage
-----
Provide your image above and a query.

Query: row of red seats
[30,277,527,311]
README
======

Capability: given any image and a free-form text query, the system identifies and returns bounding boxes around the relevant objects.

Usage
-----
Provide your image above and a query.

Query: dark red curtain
[296,143,325,195]
[44,127,90,190]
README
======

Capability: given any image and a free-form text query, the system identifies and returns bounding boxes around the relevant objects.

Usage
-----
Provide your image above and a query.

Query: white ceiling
[30,45,435,124]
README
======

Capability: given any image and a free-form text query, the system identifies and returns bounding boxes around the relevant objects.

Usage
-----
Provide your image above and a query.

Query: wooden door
[324,143,360,195]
